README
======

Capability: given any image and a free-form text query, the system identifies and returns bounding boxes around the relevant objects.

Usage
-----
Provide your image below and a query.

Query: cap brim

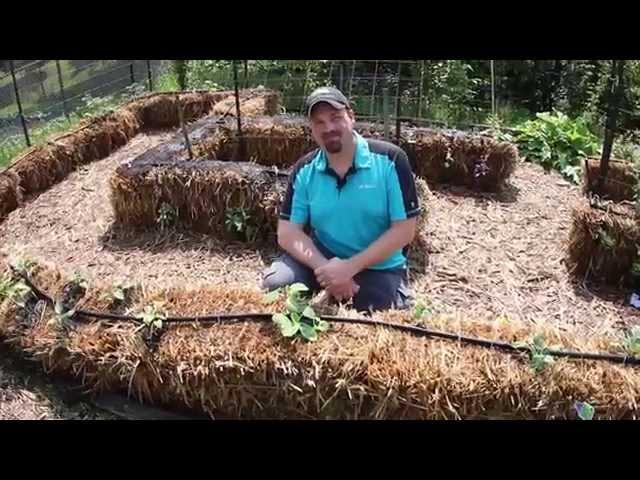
[307,98,347,116]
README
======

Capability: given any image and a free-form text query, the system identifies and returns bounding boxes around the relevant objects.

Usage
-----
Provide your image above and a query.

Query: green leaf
[299,322,318,342]
[302,305,317,320]
[286,296,305,314]
[288,283,309,294]
[262,289,281,304]
[316,320,330,332]
[575,402,595,420]
[272,313,289,326]
[281,317,299,337]
[532,334,546,351]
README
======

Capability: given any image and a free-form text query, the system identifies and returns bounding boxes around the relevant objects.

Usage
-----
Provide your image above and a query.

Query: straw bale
[566,199,640,285]
[2,262,640,419]
[583,157,637,202]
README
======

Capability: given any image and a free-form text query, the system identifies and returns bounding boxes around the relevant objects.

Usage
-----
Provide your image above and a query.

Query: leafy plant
[262,288,282,304]
[134,303,167,337]
[71,272,89,290]
[271,283,329,342]
[0,274,32,307]
[622,326,640,358]
[101,282,132,303]
[514,110,600,183]
[413,299,434,321]
[12,257,37,276]
[574,401,595,420]
[515,333,556,373]
[50,299,76,328]
[225,208,258,242]
[156,202,178,230]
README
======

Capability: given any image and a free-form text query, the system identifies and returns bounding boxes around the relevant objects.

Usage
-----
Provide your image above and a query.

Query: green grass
[0,82,145,169]
[0,60,122,117]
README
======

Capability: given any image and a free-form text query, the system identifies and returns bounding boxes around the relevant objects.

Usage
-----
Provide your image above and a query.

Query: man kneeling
[262,87,420,312]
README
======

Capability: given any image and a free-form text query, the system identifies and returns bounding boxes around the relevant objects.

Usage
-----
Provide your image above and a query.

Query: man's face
[309,102,355,154]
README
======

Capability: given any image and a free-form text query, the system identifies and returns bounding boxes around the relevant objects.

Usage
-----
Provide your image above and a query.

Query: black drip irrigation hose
[13,269,640,367]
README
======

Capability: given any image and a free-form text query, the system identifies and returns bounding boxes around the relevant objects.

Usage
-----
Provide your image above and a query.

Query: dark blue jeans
[262,238,412,312]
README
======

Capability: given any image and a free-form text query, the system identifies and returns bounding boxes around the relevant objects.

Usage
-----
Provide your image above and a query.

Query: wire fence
[1,59,639,168]
[0,60,167,145]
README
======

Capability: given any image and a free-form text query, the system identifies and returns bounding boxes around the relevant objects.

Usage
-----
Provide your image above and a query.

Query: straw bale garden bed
[1,88,640,420]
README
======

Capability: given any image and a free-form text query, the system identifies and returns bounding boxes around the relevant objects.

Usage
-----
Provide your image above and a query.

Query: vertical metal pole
[348,60,356,97]
[490,60,496,116]
[146,60,153,91]
[55,60,70,122]
[383,87,390,141]
[129,63,135,84]
[9,60,30,147]
[417,60,424,118]
[233,60,245,159]
[370,60,379,117]
[327,61,334,86]
[395,62,402,144]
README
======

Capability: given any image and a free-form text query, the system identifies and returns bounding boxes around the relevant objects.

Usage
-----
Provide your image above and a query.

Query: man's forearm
[279,225,329,270]
[348,220,416,274]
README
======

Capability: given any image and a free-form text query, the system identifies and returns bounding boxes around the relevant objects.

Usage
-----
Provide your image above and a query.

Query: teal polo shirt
[279,133,421,270]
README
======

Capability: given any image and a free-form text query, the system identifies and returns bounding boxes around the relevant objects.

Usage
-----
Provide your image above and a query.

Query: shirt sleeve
[387,147,421,222]
[279,155,313,225]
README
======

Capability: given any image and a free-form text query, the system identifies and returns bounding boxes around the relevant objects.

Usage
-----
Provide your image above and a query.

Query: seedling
[622,326,640,358]
[101,283,132,303]
[12,257,37,276]
[157,202,178,230]
[515,333,556,373]
[574,401,595,420]
[271,283,329,342]
[0,274,32,307]
[134,303,167,337]
[49,299,76,329]
[71,272,89,290]
[225,207,258,243]
[413,299,434,321]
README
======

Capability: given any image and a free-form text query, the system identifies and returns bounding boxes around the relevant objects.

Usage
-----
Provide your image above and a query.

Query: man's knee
[261,254,317,292]
[352,270,411,312]
[262,261,295,291]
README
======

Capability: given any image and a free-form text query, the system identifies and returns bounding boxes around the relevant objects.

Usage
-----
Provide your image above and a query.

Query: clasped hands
[314,257,360,302]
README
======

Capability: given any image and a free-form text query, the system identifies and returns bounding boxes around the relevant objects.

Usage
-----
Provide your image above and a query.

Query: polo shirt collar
[315,132,372,171]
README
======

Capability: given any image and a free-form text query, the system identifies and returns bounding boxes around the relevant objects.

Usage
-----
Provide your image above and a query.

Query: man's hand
[314,257,357,289]
[327,279,360,302]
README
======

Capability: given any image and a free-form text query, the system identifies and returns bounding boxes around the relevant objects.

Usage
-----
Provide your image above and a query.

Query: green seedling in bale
[225,208,258,243]
[0,274,32,308]
[262,287,282,304]
[156,202,178,231]
[71,272,89,290]
[574,401,595,420]
[622,326,640,358]
[413,299,434,321]
[49,299,76,329]
[14,257,37,275]
[631,259,640,280]
[272,283,329,342]
[135,303,167,337]
[514,333,557,373]
[101,282,133,303]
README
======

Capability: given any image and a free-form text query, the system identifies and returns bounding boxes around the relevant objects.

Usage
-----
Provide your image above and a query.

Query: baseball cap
[305,86,350,117]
